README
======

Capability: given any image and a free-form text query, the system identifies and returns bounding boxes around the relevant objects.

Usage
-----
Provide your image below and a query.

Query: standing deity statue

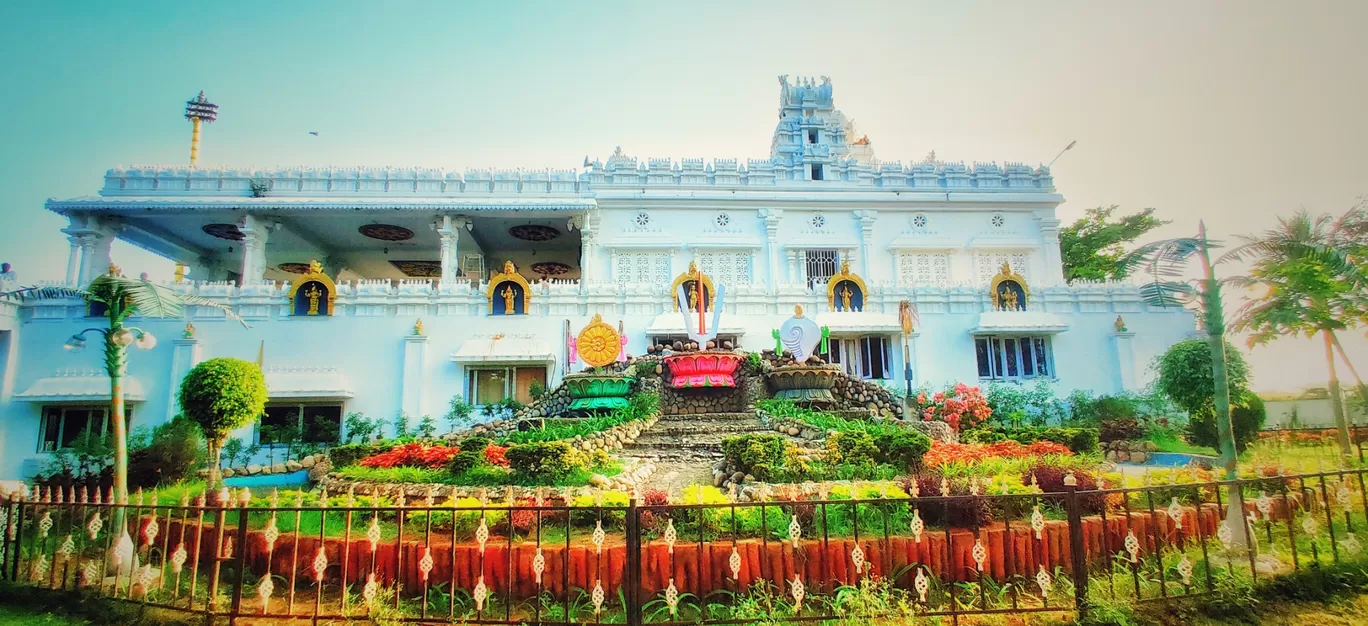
[304,285,322,315]
[840,286,853,311]
[501,285,516,314]
[999,288,1019,311]
[687,287,699,312]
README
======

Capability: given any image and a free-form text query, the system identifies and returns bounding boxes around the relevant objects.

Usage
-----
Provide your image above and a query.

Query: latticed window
[615,251,671,285]
[697,251,752,286]
[804,249,839,288]
[897,253,951,287]
[975,252,1031,284]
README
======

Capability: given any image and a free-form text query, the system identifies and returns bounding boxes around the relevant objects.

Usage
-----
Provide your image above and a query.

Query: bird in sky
[308,131,319,136]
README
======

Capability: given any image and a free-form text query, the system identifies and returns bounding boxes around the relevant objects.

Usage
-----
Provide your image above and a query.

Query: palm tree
[1229,208,1368,457]
[1,265,246,503]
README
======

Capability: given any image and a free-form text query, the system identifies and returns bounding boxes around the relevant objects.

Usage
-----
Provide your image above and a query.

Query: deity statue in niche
[840,286,853,311]
[998,287,1019,311]
[687,287,699,312]
[501,285,516,315]
[1114,315,1128,333]
[304,285,323,315]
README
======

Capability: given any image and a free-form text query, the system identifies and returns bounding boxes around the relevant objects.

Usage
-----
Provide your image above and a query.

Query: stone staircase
[620,412,770,462]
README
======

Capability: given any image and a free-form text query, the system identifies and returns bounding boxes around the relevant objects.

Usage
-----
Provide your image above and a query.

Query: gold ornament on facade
[670,260,716,312]
[576,314,622,368]
[286,259,337,316]
[988,260,1030,310]
[413,319,424,335]
[825,258,868,311]
[485,260,531,314]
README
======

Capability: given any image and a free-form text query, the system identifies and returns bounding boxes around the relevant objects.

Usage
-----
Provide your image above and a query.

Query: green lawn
[0,606,86,626]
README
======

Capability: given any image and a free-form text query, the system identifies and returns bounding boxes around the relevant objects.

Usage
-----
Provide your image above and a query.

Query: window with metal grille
[975,336,1053,380]
[804,249,839,288]
[37,406,130,452]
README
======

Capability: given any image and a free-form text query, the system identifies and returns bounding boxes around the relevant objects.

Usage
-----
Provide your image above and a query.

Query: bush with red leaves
[896,475,995,528]
[484,445,510,468]
[358,442,461,469]
[1022,464,1108,514]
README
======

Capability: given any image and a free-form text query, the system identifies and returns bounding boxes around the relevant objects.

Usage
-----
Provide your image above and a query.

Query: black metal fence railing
[3,467,1367,624]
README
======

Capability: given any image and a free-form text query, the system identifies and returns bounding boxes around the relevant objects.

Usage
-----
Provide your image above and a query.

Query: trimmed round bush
[179,358,267,484]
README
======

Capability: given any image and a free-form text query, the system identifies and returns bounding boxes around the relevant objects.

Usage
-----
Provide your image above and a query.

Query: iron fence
[3,467,1367,624]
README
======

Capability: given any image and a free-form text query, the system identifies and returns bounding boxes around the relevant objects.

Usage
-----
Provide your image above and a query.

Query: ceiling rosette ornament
[531,262,571,277]
[509,224,560,242]
[278,263,312,274]
[359,224,415,241]
[202,223,245,241]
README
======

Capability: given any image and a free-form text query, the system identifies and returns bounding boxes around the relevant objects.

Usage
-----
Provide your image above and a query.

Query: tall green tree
[1060,206,1170,283]
[1229,207,1368,455]
[1,267,246,502]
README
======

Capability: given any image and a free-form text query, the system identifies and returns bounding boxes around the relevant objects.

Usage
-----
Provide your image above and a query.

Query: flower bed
[922,440,1073,468]
[910,383,992,432]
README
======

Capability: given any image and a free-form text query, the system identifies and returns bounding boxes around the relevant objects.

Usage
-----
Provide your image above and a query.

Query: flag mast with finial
[184,91,218,167]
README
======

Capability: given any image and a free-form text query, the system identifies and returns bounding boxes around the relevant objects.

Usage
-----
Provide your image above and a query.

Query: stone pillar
[64,235,83,285]
[762,209,782,290]
[434,215,468,286]
[402,333,429,420]
[237,215,272,282]
[856,210,877,278]
[1040,218,1065,286]
[1112,330,1137,392]
[168,335,204,415]
[785,250,800,285]
[79,232,112,284]
[573,212,598,287]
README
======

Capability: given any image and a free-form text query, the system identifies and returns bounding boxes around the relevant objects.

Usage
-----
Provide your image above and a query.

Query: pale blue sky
[1,0,1365,391]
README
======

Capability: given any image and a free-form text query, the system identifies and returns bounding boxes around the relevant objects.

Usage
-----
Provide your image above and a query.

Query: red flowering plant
[358,442,461,469]
[911,383,992,432]
[922,440,1072,468]
[484,444,510,468]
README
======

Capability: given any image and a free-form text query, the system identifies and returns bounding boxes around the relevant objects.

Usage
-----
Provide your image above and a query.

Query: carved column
[402,333,429,420]
[1112,329,1137,392]
[79,233,112,284]
[786,249,801,285]
[762,209,782,290]
[168,335,204,415]
[856,210,877,278]
[571,212,598,288]
[237,215,275,282]
[1040,218,1065,286]
[64,235,84,285]
[434,215,469,286]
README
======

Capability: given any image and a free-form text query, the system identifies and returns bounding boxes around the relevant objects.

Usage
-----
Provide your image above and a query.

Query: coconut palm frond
[1219,275,1261,290]
[1138,280,1196,308]
[0,285,94,303]
[176,294,249,328]
[108,278,185,319]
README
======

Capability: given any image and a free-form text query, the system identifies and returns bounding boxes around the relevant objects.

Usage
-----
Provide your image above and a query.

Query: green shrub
[445,449,485,475]
[962,425,1099,454]
[329,443,379,468]
[872,430,932,468]
[459,437,491,454]
[829,431,879,466]
[506,441,579,480]
[721,434,785,479]
[127,415,204,489]
[1187,392,1266,453]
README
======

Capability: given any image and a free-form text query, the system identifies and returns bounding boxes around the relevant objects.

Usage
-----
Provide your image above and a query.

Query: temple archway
[487,260,531,315]
[989,261,1029,311]
[670,261,716,312]
[826,259,867,312]
[287,260,337,316]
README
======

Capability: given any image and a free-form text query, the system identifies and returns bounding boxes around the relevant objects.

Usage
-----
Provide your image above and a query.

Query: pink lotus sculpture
[663,352,742,389]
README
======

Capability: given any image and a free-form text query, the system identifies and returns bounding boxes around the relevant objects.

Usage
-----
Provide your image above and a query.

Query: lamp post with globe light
[185,91,218,167]
[63,321,157,501]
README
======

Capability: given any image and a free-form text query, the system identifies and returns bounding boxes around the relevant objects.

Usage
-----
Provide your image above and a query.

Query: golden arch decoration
[670,260,717,312]
[989,261,1030,311]
[286,260,337,316]
[486,260,531,315]
[826,259,869,312]
[576,313,623,368]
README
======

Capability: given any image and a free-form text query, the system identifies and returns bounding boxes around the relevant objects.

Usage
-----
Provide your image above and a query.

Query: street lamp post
[65,324,157,502]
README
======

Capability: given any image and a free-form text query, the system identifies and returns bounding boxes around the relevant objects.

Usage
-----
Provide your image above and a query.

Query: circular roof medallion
[359,224,415,241]
[509,224,560,242]
[277,263,312,274]
[202,223,244,241]
[531,262,572,276]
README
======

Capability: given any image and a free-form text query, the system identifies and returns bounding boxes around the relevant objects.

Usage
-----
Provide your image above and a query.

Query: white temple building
[0,76,1194,479]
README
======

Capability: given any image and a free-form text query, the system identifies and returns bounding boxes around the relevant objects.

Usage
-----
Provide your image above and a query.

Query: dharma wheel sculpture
[565,314,633,411]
